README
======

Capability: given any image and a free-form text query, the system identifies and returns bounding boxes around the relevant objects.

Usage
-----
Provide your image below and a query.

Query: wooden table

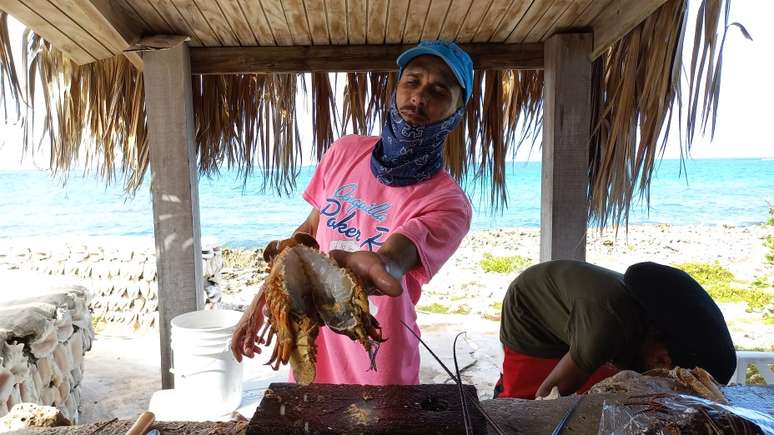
[11,385,774,435]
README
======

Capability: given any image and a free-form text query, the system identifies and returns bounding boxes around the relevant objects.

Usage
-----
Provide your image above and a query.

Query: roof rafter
[590,0,669,59]
[0,0,143,68]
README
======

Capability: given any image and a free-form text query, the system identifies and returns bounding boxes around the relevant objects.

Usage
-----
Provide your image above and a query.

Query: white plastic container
[169,309,244,417]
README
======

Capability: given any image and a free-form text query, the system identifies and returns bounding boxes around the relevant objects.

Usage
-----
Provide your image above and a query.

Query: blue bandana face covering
[370,98,465,187]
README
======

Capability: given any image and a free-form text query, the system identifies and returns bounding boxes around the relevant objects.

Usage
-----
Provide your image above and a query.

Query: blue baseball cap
[397,40,474,104]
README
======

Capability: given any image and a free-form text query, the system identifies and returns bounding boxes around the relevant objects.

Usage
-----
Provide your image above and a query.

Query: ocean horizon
[1,158,772,248]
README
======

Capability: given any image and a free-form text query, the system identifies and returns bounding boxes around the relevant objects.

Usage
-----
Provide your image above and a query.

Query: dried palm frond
[15,30,147,190]
[365,72,395,132]
[263,73,302,194]
[1,15,544,209]
[504,70,543,157]
[342,73,368,135]
[589,0,744,227]
[341,72,397,137]
[439,70,484,191]
[476,71,506,208]
[460,69,543,210]
[194,74,268,176]
[688,0,752,141]
[311,72,339,160]
[464,70,483,172]
[0,0,739,221]
[0,13,21,121]
[443,123,467,181]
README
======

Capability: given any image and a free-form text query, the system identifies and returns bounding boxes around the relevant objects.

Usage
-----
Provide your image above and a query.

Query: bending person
[495,260,736,399]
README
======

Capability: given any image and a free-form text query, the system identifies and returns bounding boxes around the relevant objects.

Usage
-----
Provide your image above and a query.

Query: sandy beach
[1,222,772,423]
[421,223,774,350]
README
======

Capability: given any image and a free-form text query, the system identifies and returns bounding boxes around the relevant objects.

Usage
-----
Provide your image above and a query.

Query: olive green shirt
[500,260,645,373]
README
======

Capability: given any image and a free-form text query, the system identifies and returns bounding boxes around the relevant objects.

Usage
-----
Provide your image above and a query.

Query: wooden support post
[540,33,592,262]
[144,43,204,389]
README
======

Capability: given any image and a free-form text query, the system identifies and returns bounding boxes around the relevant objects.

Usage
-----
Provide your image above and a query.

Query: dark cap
[623,262,736,384]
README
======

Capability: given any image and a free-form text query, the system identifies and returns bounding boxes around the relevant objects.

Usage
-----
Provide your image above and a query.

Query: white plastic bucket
[170,310,244,416]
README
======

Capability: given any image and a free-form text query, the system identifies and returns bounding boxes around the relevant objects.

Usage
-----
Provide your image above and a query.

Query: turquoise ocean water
[1,158,772,248]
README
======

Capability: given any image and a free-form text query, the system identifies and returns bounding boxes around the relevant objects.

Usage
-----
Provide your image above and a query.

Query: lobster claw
[291,232,319,250]
[263,232,320,270]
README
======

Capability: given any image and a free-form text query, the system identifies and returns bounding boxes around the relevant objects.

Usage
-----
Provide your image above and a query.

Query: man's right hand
[535,352,590,398]
[231,288,267,363]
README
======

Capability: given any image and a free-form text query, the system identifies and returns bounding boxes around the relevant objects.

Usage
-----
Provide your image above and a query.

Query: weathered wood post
[540,33,593,262]
[143,43,204,389]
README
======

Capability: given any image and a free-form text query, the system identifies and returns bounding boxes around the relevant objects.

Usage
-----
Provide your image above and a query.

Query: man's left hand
[329,250,403,297]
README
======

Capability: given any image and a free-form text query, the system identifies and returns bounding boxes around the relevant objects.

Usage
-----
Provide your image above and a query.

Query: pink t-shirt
[301,135,472,385]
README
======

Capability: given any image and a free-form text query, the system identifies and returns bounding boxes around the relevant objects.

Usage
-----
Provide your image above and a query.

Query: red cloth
[497,346,619,399]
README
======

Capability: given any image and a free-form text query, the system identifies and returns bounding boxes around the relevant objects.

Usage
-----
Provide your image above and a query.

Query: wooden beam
[190,43,544,74]
[590,0,669,59]
[384,0,409,44]
[88,0,143,43]
[0,0,95,65]
[22,0,113,59]
[143,43,204,389]
[87,0,144,68]
[1,0,144,68]
[540,33,592,262]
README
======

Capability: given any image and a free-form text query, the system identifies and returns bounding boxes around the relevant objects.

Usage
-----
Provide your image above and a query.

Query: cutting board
[246,383,487,435]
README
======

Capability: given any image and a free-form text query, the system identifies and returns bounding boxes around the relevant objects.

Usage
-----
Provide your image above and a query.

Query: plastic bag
[598,393,774,434]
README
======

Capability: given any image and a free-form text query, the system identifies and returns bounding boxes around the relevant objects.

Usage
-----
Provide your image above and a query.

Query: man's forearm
[377,233,419,279]
[537,352,591,398]
[294,208,320,237]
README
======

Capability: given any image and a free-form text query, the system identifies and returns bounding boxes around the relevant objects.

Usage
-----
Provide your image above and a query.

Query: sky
[0,1,772,170]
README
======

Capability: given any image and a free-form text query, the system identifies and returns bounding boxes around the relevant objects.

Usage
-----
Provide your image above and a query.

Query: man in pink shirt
[232,41,474,385]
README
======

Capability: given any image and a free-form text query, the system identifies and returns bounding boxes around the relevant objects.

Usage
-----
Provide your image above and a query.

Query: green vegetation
[751,276,771,289]
[746,364,774,385]
[452,305,472,315]
[221,248,264,270]
[675,261,774,321]
[221,248,266,288]
[737,345,774,352]
[91,315,106,335]
[764,235,774,265]
[480,253,532,274]
[417,302,472,315]
[763,205,774,265]
[483,312,501,322]
[481,302,503,322]
[675,262,734,289]
[417,303,450,314]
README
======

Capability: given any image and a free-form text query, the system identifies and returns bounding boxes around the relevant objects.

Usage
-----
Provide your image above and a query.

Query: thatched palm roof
[0,0,743,225]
